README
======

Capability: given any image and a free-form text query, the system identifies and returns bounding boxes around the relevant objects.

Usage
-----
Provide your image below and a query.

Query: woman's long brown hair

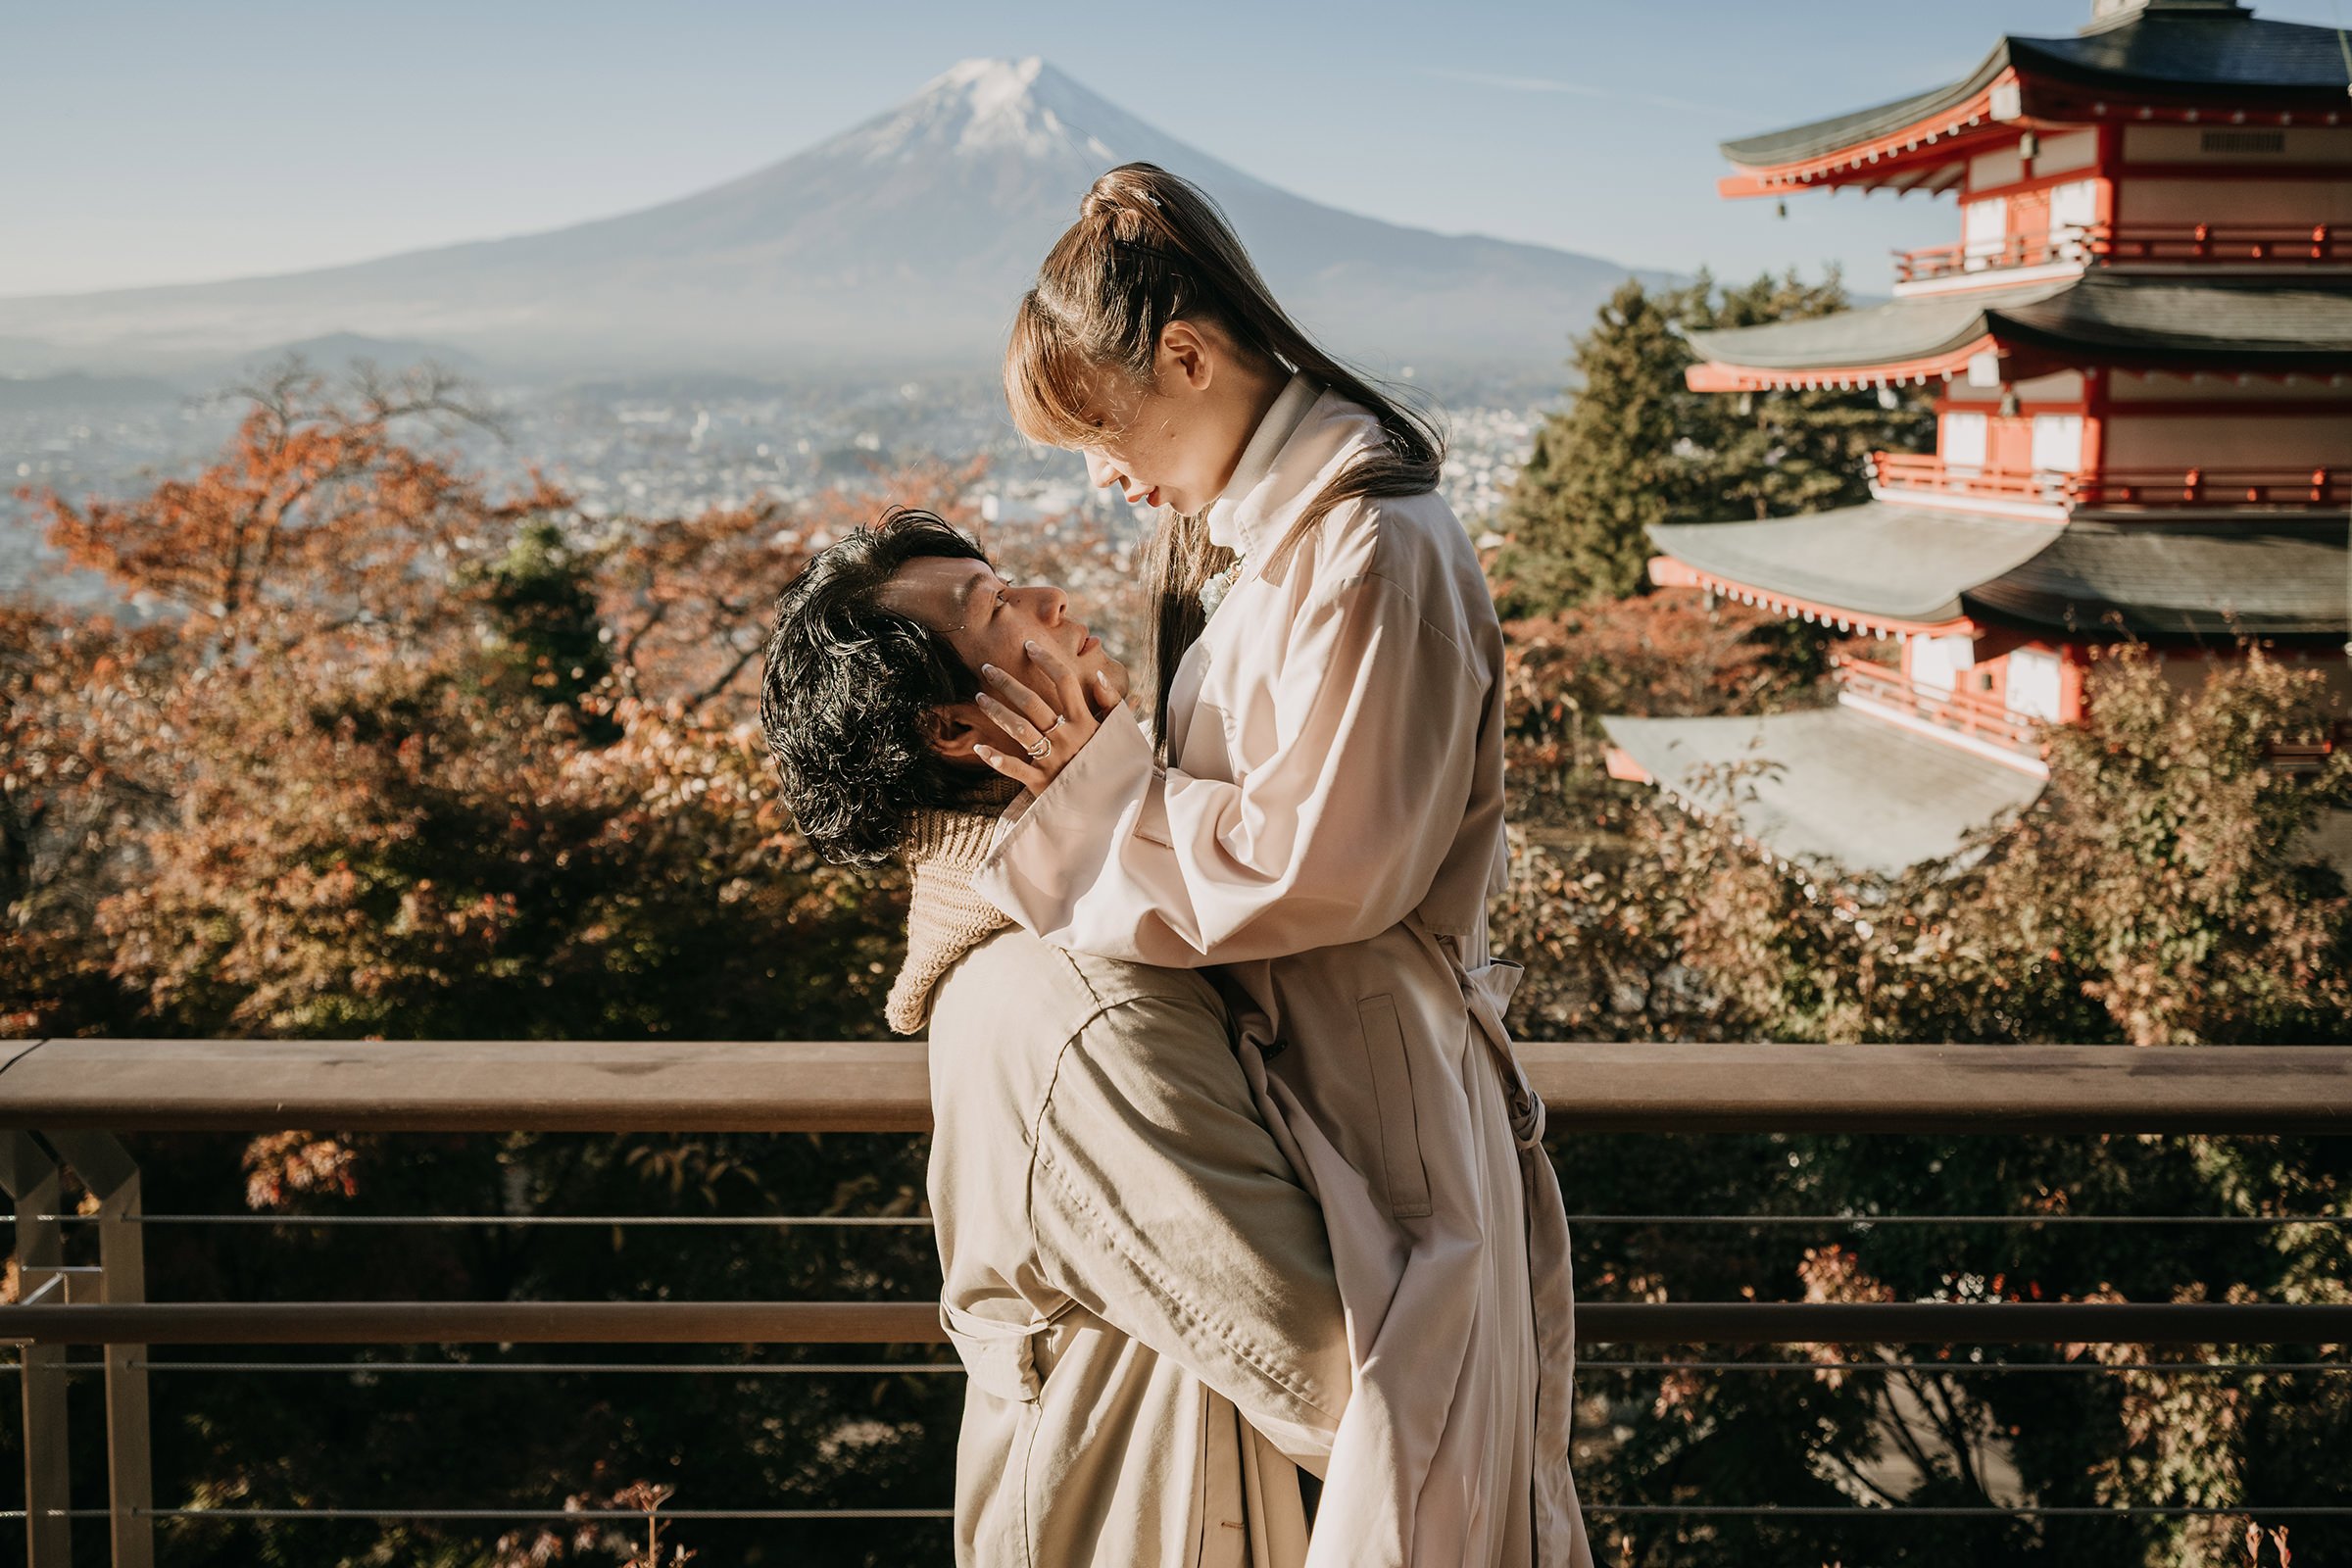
[1004,163,1445,751]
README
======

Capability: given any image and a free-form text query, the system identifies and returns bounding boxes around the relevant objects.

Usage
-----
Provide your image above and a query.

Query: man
[760,509,1351,1567]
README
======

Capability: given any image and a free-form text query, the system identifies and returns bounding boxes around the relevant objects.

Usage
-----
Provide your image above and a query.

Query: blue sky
[6,0,2347,300]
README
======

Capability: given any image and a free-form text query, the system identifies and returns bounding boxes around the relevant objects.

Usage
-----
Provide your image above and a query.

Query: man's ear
[922,700,992,766]
[1158,319,1213,392]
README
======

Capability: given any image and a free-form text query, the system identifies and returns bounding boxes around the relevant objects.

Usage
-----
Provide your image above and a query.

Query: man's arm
[1027,984,1351,1471]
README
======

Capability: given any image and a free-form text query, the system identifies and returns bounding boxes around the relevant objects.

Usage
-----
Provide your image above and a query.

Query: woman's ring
[1023,731,1052,762]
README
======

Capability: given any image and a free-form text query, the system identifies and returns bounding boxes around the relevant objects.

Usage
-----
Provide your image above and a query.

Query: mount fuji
[0,58,1641,378]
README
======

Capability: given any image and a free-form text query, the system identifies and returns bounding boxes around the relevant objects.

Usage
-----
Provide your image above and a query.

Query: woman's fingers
[973,690,1042,750]
[980,662,1062,728]
[974,643,1102,794]
[1021,639,1092,729]
[972,743,1048,791]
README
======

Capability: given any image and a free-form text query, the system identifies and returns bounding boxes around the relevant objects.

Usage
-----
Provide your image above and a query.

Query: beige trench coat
[927,922,1354,1567]
[977,376,1592,1568]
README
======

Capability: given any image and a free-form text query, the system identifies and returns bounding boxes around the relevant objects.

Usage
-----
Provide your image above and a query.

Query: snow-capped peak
[858,56,1117,163]
[934,56,1046,118]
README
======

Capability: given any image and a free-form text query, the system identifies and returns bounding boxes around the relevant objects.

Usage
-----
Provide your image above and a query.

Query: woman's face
[1074,320,1262,518]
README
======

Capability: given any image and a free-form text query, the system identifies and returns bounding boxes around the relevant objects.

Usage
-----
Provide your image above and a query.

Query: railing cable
[30,1212,933,1227]
[25,1209,2350,1228]
[7,1503,2345,1523]
[2,1356,2340,1376]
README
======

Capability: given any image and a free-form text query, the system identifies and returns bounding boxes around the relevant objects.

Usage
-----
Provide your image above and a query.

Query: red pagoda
[1603,0,2352,876]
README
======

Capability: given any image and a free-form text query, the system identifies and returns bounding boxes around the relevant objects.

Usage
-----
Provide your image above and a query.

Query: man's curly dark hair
[759,508,994,864]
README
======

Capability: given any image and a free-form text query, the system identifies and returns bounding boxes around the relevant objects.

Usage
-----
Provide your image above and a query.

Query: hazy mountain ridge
[1,58,1645,377]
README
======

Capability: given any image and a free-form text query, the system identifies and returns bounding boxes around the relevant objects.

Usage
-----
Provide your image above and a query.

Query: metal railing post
[47,1134,153,1568]
[0,1131,72,1567]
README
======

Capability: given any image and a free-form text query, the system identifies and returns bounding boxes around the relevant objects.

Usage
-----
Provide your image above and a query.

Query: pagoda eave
[1687,334,2019,394]
[1646,505,2060,633]
[1600,709,2048,877]
[1684,276,2352,391]
[1718,12,2352,197]
[1649,508,2351,646]
[1649,557,1978,641]
[1964,517,2351,639]
[1717,72,2014,199]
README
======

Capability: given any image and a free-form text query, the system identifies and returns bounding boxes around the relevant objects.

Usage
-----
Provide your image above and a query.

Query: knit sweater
[884,785,1023,1035]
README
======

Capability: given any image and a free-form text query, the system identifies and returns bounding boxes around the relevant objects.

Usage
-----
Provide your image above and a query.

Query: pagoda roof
[1970,517,2350,636]
[1724,5,2352,175]
[1650,506,2351,639]
[1649,504,2055,626]
[1686,275,2352,387]
[1601,708,2046,877]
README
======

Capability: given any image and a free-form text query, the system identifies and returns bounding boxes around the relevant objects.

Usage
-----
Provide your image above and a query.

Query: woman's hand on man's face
[971,637,1125,793]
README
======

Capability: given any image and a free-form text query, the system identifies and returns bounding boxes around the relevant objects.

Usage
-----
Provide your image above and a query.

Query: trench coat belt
[1411,917,1546,1152]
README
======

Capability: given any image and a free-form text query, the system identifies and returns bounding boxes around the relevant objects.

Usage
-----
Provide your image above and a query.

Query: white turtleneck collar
[1201,371,1323,558]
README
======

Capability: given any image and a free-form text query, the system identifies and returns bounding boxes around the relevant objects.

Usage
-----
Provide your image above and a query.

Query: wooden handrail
[11,1299,2352,1348]
[2,1039,2346,1134]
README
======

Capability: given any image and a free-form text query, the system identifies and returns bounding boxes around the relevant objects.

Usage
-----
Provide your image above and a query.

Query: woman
[962,164,1593,1568]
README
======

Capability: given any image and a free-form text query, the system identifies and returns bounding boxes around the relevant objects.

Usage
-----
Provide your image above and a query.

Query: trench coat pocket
[1355,993,1432,1219]
[941,1301,1046,1403]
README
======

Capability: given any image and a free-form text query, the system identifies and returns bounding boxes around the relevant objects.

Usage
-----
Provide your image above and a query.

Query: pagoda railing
[2073,466,2352,510]
[1870,453,2350,513]
[1870,452,2068,507]
[1834,656,2043,757]
[1894,222,2346,284]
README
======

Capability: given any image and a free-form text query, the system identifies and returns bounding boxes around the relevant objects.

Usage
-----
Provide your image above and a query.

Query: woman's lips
[1077,634,1101,656]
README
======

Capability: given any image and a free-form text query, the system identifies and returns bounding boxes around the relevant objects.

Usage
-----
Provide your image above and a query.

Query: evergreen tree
[1700,269,1934,521]
[1496,270,1936,614]
[466,514,622,739]
[1494,278,1713,612]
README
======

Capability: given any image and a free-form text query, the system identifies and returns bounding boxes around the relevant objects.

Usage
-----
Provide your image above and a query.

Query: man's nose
[1019,584,1067,624]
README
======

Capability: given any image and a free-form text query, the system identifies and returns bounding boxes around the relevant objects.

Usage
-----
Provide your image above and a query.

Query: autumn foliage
[4,368,964,1042]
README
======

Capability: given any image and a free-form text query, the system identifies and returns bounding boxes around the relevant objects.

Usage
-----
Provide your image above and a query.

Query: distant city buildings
[1,376,1542,621]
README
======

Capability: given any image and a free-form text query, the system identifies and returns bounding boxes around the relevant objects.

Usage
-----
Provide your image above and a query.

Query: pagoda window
[1942,411,1988,472]
[1910,634,1976,697]
[2006,650,2063,723]
[2031,415,2084,474]
[2048,180,2100,254]
[1962,199,2007,267]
